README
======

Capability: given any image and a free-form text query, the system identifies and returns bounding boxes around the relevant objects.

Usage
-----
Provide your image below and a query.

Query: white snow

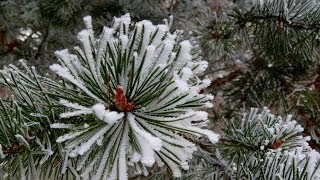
[173,73,190,92]
[92,103,124,124]
[120,35,129,54]
[173,40,192,71]
[128,113,162,151]
[131,151,142,162]
[50,123,74,129]
[113,13,131,33]
[0,145,4,159]
[59,99,87,110]
[72,126,110,155]
[136,134,155,167]
[157,39,175,64]
[77,30,98,82]
[83,16,93,30]
[181,67,193,81]
[50,64,102,103]
[97,27,114,61]
[56,130,88,143]
[49,13,220,179]
[118,124,129,180]
[150,24,168,46]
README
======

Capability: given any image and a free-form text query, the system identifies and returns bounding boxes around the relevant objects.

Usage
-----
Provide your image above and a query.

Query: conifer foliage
[188,108,320,179]
[49,14,219,179]
[198,0,320,109]
[0,14,219,179]
[221,108,320,179]
[1,0,320,179]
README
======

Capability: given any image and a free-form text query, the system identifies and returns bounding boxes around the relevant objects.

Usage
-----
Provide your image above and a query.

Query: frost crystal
[50,14,218,179]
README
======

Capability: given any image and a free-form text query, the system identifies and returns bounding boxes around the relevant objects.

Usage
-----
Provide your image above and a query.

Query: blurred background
[0,0,231,71]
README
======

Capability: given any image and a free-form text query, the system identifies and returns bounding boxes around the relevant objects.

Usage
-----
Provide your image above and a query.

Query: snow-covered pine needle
[49,14,219,179]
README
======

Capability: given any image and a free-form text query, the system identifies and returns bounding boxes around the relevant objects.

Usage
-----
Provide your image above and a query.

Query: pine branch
[2,128,46,155]
[204,70,243,91]
[213,107,320,179]
[0,14,219,179]
[198,0,320,111]
[232,12,320,31]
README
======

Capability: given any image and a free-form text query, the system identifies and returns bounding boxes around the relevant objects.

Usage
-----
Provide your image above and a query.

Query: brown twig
[204,70,243,92]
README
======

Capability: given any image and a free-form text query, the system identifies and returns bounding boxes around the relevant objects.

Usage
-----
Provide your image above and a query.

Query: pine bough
[2,14,217,179]
[213,107,320,179]
[1,12,319,180]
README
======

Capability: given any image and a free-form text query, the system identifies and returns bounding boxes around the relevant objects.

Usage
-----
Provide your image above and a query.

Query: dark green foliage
[199,0,320,113]
[299,91,320,123]
[0,0,170,72]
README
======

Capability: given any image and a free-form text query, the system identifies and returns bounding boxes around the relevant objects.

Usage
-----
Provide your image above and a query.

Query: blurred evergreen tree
[0,0,171,72]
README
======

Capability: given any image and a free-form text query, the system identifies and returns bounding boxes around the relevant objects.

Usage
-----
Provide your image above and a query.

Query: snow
[92,103,124,124]
[138,20,156,53]
[131,151,142,162]
[50,64,102,102]
[93,126,121,179]
[164,15,173,28]
[307,150,320,179]
[192,111,208,122]
[173,73,190,92]
[181,67,193,81]
[170,123,220,143]
[285,114,293,121]
[145,45,156,63]
[162,142,190,170]
[59,150,69,174]
[97,27,114,61]
[136,134,155,167]
[77,30,91,44]
[73,126,110,155]
[199,79,211,89]
[173,40,192,71]
[207,94,214,100]
[120,35,129,54]
[168,52,177,65]
[155,154,165,167]
[58,99,92,118]
[59,99,87,110]
[54,49,69,59]
[56,130,88,143]
[204,102,213,108]
[259,0,264,7]
[77,29,98,81]
[59,110,92,119]
[54,49,82,80]
[0,145,4,159]
[128,113,162,151]
[81,153,101,179]
[157,39,175,64]
[118,124,129,180]
[140,45,156,78]
[50,123,73,129]
[83,16,92,30]
[113,13,131,32]
[108,158,119,180]
[150,24,168,46]
[48,13,220,179]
